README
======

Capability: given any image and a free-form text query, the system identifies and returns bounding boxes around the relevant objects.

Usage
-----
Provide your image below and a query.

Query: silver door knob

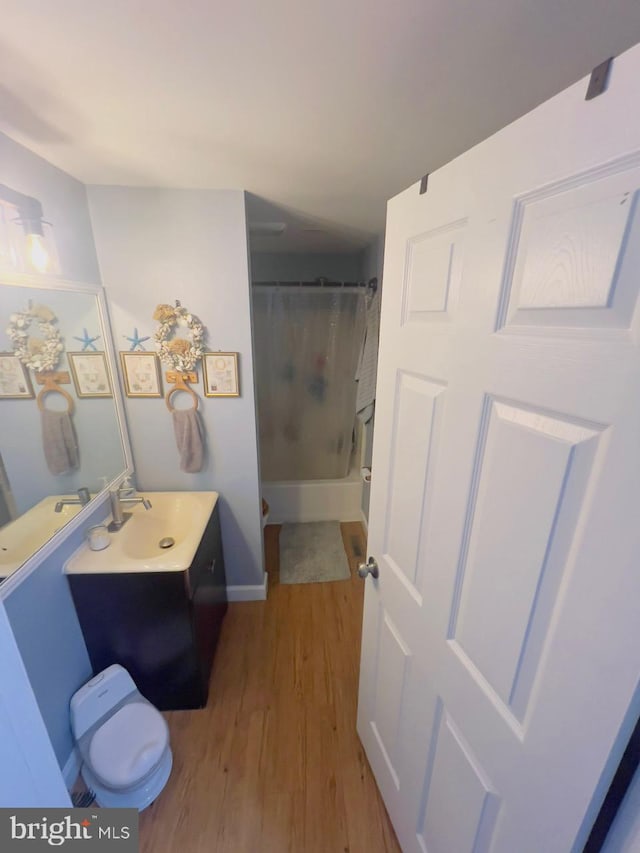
[358,557,379,579]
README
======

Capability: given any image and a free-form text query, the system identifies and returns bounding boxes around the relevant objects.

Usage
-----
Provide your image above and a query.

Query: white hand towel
[172,409,205,473]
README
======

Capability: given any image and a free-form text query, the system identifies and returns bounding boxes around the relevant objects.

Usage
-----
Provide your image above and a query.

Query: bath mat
[279,522,350,585]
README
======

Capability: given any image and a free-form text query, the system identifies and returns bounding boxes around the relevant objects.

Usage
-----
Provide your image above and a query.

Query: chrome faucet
[55,487,91,513]
[108,486,152,531]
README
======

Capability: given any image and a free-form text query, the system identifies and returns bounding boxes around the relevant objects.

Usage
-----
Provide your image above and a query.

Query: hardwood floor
[139,522,400,853]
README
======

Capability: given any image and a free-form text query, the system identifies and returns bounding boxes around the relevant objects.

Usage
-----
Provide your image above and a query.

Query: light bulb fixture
[0,184,58,274]
[25,233,50,273]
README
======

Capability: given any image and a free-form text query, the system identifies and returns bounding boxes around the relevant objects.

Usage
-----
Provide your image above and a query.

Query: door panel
[384,372,446,593]
[358,44,640,853]
[418,709,499,853]
[452,398,602,712]
[498,160,640,333]
[403,220,466,322]
[371,608,412,787]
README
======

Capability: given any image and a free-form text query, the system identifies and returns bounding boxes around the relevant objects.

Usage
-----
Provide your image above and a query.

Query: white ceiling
[2,1,640,252]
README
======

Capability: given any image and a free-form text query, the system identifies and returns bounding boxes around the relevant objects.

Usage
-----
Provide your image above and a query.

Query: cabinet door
[187,504,226,595]
[69,572,201,711]
[191,512,228,698]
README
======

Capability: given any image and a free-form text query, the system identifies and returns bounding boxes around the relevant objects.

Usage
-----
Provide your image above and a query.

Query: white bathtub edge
[263,477,363,524]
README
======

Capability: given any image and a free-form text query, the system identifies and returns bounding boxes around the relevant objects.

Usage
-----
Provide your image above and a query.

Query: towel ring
[37,383,75,414]
[165,376,199,412]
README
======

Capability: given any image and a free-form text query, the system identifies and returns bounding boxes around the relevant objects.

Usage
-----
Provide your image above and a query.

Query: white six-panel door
[358,44,640,853]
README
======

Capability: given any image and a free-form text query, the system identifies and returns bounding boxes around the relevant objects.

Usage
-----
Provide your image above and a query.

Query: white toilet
[70,664,172,810]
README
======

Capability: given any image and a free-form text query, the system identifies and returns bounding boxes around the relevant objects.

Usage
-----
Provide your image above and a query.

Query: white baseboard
[63,747,81,790]
[226,573,268,601]
[360,509,369,536]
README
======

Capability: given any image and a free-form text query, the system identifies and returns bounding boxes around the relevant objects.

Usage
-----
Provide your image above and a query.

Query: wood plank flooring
[139,522,400,853]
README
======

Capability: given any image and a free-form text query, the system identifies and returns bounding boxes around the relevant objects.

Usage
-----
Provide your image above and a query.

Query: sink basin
[65,491,219,574]
[0,496,84,578]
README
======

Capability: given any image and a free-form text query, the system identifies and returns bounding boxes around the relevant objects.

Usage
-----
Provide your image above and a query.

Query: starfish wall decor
[124,328,150,351]
[73,328,100,351]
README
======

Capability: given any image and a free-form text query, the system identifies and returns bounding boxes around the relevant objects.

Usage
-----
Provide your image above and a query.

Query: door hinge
[585,58,613,101]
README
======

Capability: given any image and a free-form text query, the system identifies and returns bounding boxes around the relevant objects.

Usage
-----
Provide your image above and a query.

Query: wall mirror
[0,276,130,584]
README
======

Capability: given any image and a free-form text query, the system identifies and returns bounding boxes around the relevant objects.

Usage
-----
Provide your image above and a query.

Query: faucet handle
[118,477,136,497]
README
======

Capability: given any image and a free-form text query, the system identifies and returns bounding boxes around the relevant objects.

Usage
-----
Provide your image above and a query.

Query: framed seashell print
[120,351,163,398]
[0,353,34,398]
[68,352,113,398]
[203,352,239,397]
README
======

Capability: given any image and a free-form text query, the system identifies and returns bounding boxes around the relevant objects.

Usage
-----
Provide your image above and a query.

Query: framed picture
[68,352,113,398]
[119,351,163,398]
[203,352,240,397]
[0,353,34,399]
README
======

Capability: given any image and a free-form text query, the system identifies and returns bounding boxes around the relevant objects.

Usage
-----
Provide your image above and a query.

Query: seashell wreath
[153,303,204,372]
[6,303,64,373]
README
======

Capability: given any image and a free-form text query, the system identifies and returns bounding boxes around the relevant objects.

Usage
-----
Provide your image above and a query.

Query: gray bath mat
[279,522,350,585]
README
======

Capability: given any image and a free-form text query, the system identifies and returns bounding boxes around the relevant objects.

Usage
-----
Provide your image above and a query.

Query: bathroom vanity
[66,492,227,710]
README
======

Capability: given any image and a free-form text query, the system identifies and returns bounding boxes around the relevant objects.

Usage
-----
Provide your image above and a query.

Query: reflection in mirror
[0,281,127,581]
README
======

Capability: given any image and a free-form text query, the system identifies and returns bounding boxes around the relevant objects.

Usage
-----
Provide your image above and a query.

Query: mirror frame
[0,273,133,598]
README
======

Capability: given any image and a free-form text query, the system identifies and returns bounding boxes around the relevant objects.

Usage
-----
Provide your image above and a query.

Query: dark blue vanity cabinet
[68,503,227,710]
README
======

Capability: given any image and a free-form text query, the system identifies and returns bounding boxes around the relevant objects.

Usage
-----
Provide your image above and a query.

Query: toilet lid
[89,702,168,788]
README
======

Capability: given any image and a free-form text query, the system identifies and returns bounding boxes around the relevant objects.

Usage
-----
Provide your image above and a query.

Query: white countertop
[65,491,218,574]
[0,496,83,578]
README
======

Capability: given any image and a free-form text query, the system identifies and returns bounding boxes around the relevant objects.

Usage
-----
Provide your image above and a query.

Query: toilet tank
[70,664,137,739]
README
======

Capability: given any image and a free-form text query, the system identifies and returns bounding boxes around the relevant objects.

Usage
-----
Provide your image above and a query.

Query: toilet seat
[89,702,168,789]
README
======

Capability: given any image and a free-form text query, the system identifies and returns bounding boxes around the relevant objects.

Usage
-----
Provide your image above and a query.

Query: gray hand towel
[172,408,205,473]
[40,409,80,475]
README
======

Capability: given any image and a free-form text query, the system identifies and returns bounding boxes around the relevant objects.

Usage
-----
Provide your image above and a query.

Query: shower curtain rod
[253,277,378,292]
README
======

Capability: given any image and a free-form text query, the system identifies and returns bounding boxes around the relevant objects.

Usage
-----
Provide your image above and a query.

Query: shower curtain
[252,287,365,481]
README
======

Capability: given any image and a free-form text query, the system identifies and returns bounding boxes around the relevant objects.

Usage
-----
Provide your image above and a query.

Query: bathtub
[262,466,363,524]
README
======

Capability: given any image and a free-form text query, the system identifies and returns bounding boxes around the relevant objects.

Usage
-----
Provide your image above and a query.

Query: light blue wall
[88,186,264,587]
[251,251,362,282]
[0,601,71,807]
[0,131,106,770]
[3,501,111,766]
